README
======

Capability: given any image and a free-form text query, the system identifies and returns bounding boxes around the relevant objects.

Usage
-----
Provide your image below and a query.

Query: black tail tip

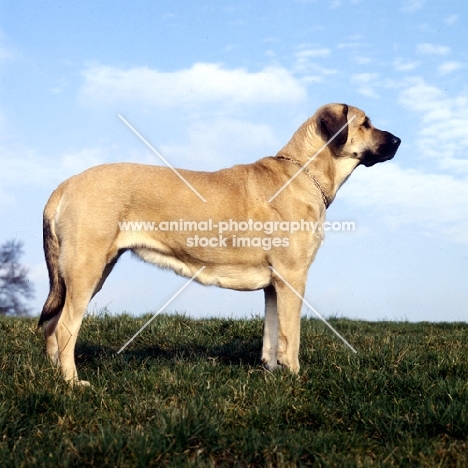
[37,309,54,328]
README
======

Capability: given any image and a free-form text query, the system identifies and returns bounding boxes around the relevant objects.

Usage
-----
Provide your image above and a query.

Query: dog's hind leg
[44,315,60,365]
[90,250,124,299]
[54,249,116,386]
[262,285,279,370]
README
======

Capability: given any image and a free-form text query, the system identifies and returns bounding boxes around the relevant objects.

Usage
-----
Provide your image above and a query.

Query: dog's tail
[38,188,66,327]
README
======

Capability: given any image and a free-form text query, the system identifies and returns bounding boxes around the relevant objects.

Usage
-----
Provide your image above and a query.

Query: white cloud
[351,56,373,65]
[79,63,306,108]
[337,40,374,67]
[294,62,336,81]
[337,76,468,244]
[0,144,110,193]
[50,78,70,94]
[301,75,325,84]
[0,116,280,219]
[0,31,16,63]
[0,146,54,189]
[292,47,336,82]
[393,58,420,72]
[398,78,444,112]
[356,88,380,99]
[60,147,111,175]
[398,77,468,173]
[351,73,379,83]
[342,163,468,242]
[160,118,279,171]
[295,48,331,59]
[337,41,367,50]
[416,43,451,56]
[0,141,171,215]
[350,73,380,99]
[401,0,426,12]
[28,261,48,284]
[444,14,458,25]
[0,145,57,212]
[0,44,14,62]
[0,110,11,140]
[438,61,465,76]
[0,189,14,214]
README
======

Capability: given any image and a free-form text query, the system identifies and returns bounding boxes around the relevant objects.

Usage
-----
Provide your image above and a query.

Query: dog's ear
[317,104,349,146]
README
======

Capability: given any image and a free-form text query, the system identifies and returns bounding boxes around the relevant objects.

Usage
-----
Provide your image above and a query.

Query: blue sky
[1,1,467,323]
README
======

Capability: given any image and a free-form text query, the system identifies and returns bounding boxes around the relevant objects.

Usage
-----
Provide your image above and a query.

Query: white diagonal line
[268,114,356,202]
[117,266,206,354]
[269,266,357,353]
[118,114,207,203]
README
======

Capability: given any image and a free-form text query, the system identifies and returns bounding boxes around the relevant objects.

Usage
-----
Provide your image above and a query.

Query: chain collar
[275,155,330,209]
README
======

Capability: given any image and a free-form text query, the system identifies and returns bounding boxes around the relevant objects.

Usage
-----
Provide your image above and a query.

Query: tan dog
[38,103,400,385]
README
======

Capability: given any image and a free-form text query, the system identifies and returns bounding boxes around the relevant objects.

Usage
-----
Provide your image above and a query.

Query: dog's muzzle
[361,132,401,167]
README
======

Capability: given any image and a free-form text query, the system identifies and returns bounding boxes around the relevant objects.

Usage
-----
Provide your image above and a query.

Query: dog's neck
[276,140,361,206]
[275,119,362,206]
[275,155,331,209]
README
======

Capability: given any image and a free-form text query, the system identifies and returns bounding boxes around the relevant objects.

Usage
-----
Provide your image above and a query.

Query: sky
[1,0,467,325]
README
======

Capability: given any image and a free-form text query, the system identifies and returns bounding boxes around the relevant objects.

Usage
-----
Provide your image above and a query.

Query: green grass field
[1,313,468,467]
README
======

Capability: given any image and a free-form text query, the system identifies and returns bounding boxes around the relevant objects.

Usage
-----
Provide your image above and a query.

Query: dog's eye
[362,118,371,129]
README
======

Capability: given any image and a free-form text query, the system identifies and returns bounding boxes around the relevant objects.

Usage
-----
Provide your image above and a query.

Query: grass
[1,313,468,467]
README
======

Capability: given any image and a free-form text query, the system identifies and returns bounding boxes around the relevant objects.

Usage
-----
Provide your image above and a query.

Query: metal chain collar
[275,155,330,209]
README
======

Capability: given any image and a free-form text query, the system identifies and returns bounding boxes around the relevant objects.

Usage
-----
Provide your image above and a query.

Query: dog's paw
[275,353,300,374]
[261,358,282,372]
[45,348,60,366]
[277,359,300,374]
[76,380,91,387]
[69,379,91,388]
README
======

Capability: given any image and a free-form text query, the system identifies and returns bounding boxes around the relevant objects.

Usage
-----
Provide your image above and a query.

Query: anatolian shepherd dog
[38,103,400,385]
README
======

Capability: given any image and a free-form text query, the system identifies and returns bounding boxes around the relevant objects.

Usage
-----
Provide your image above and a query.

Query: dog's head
[316,103,401,167]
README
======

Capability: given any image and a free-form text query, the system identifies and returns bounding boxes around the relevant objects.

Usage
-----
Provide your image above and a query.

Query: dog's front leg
[262,285,279,370]
[273,272,306,374]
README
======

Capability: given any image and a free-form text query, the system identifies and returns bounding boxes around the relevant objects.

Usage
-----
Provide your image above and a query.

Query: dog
[38,103,400,385]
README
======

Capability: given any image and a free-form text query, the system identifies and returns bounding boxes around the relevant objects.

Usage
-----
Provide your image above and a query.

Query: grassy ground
[1,313,468,467]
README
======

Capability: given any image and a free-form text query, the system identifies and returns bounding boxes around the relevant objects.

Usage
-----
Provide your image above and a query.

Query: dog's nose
[392,136,401,147]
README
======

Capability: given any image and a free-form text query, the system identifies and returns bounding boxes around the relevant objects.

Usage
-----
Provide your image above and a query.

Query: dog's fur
[38,104,400,385]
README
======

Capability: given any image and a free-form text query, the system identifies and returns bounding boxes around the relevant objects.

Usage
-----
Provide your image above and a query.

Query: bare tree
[0,240,34,316]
